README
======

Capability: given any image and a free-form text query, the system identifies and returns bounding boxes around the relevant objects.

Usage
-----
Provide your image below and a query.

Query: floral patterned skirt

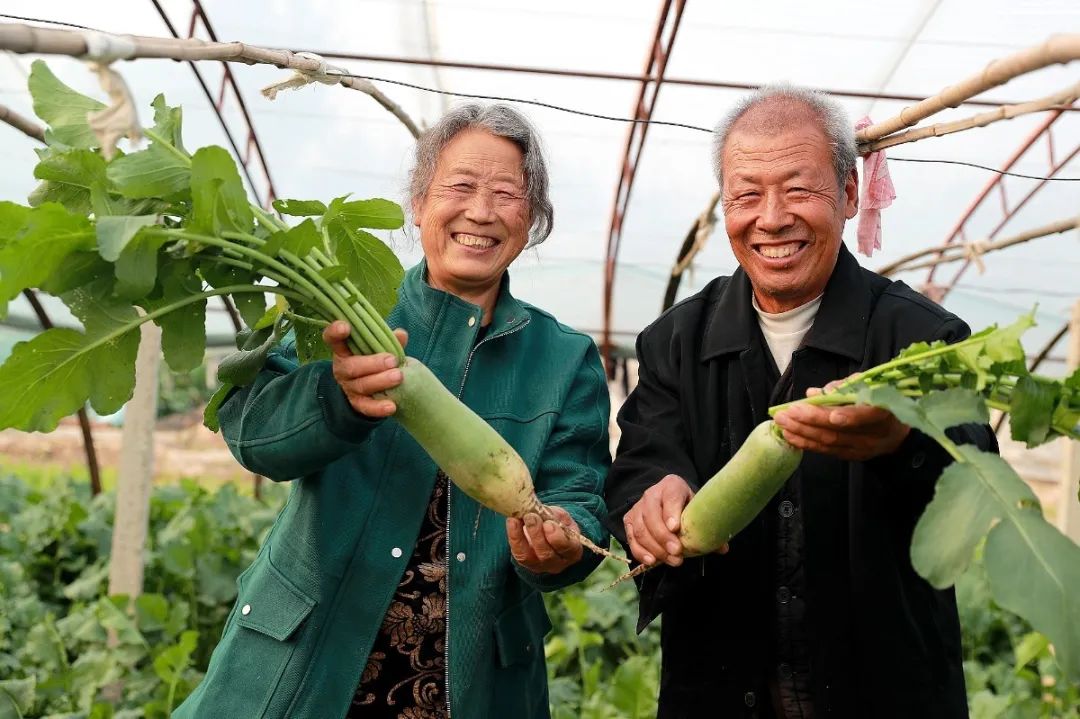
[348,472,449,719]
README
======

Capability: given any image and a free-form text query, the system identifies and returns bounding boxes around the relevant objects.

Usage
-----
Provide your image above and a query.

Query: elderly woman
[174,104,611,719]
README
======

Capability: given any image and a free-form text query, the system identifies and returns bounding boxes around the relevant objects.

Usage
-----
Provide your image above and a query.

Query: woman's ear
[411,196,423,228]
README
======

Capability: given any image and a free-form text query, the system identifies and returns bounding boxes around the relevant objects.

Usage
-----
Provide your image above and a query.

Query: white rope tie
[79,31,137,63]
[963,239,990,274]
[261,52,348,100]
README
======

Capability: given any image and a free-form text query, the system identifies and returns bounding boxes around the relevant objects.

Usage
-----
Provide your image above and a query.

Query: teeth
[759,243,802,259]
[454,233,497,249]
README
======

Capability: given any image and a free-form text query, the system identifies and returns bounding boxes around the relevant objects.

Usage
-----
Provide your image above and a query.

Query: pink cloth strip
[854,116,896,257]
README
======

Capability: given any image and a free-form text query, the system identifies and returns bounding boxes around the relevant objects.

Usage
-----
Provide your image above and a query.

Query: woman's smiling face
[413,128,531,298]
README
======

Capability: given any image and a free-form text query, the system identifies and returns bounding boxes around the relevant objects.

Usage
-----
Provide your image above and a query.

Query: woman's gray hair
[408,103,554,246]
[711,85,857,191]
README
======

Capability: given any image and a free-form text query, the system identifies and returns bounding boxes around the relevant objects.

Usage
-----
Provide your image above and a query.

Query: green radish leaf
[235,325,273,351]
[609,655,658,719]
[919,388,989,430]
[330,225,403,317]
[984,509,1080,682]
[896,339,938,359]
[188,147,253,236]
[911,444,1080,680]
[1009,375,1057,447]
[1012,631,1049,672]
[264,218,321,259]
[107,95,190,199]
[204,384,234,433]
[293,321,332,364]
[319,265,347,283]
[148,93,186,153]
[0,676,35,717]
[97,215,158,261]
[323,195,404,230]
[29,148,110,216]
[911,448,1038,587]
[0,203,95,317]
[273,198,327,216]
[982,312,1034,363]
[217,327,278,386]
[252,302,282,331]
[39,250,113,296]
[0,280,140,431]
[133,593,169,632]
[153,630,199,684]
[114,233,168,301]
[200,262,267,329]
[108,143,190,199]
[0,202,30,246]
[28,60,105,149]
[855,385,942,442]
[233,291,267,329]
[145,260,206,372]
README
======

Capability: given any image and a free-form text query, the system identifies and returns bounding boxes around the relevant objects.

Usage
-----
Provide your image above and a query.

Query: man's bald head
[712,86,857,191]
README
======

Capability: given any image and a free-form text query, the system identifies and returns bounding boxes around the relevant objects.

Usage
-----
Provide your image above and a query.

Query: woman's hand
[506,506,584,574]
[322,321,409,418]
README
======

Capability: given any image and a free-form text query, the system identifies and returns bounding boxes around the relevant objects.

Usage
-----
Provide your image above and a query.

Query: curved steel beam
[150,0,278,209]
[601,0,686,371]
[922,105,1077,302]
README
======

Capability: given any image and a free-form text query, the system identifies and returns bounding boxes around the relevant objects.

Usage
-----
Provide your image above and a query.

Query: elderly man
[605,86,995,718]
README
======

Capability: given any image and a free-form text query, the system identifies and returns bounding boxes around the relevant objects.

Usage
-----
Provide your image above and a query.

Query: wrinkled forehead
[722,125,833,184]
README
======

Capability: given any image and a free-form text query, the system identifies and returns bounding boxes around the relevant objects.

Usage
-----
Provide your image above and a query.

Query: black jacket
[606,246,995,718]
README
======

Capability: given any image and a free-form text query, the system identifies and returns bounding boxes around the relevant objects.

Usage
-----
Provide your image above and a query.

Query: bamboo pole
[107,322,161,601]
[0,102,45,141]
[877,216,1080,276]
[859,81,1080,153]
[0,21,420,138]
[855,34,1080,144]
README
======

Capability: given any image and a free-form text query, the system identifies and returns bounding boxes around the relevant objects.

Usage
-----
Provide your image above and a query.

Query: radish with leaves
[615,312,1080,681]
[0,61,615,563]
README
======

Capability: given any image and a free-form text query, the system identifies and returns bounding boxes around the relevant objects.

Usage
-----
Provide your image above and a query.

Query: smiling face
[720,113,858,313]
[413,128,531,303]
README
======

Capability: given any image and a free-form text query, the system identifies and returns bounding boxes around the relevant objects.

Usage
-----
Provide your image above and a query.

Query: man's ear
[844,166,859,220]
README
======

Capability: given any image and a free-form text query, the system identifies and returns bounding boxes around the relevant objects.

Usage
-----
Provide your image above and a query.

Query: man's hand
[622,474,721,568]
[322,321,409,418]
[507,506,584,575]
[773,379,910,461]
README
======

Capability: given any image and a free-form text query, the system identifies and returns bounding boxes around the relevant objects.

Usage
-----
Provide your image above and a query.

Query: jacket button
[391,547,403,558]
[777,585,791,603]
[743,691,756,707]
[241,604,251,616]
[911,451,926,468]
[778,663,793,679]
[456,552,466,562]
[779,500,795,518]
[468,316,476,327]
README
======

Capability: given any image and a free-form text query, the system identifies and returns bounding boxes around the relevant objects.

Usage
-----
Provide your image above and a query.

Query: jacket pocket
[175,557,316,719]
[493,590,552,668]
[491,591,552,716]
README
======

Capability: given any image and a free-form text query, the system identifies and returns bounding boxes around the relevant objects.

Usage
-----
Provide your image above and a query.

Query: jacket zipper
[444,316,530,717]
